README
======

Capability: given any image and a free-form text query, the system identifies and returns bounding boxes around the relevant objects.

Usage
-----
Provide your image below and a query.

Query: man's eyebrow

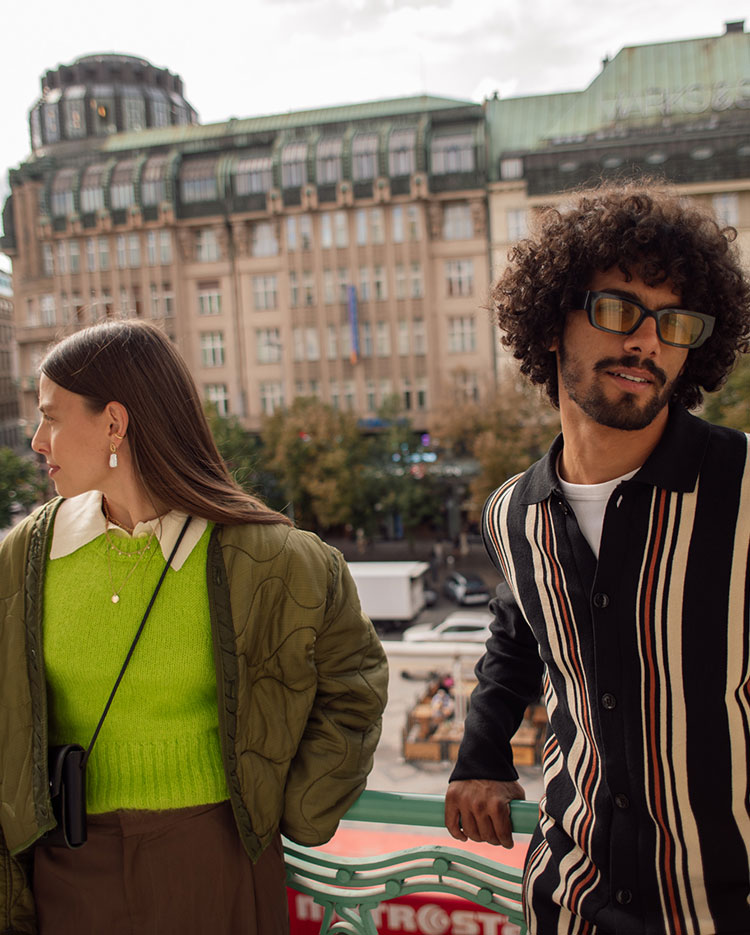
[38,403,55,414]
[600,288,686,310]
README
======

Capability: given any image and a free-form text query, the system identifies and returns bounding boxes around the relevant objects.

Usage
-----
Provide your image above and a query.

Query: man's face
[554,267,690,431]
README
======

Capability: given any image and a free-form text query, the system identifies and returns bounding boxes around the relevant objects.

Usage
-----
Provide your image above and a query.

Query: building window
[63,93,86,139]
[163,283,174,317]
[201,331,225,368]
[252,221,279,257]
[256,328,281,363]
[376,321,391,357]
[305,327,320,361]
[159,231,172,265]
[141,155,169,206]
[147,232,157,266]
[455,370,479,401]
[196,229,220,262]
[60,293,70,324]
[110,160,135,209]
[150,284,160,318]
[115,236,126,269]
[360,321,372,357]
[299,215,313,251]
[713,193,739,227]
[289,271,299,308]
[281,142,307,188]
[379,379,393,404]
[147,88,169,128]
[500,158,523,180]
[98,238,110,271]
[431,132,475,174]
[260,381,284,415]
[253,275,278,310]
[286,216,297,251]
[40,294,56,327]
[389,128,416,176]
[338,268,349,303]
[374,266,388,301]
[303,271,315,307]
[329,380,340,410]
[448,315,476,352]
[320,214,333,249]
[85,238,96,272]
[198,285,221,316]
[181,157,219,203]
[416,377,427,410]
[402,378,412,410]
[410,262,424,299]
[356,210,367,246]
[42,244,54,277]
[392,205,404,243]
[205,383,229,416]
[343,381,355,411]
[80,163,107,214]
[323,269,335,305]
[326,324,338,360]
[293,327,305,362]
[334,211,348,247]
[443,203,473,240]
[413,318,426,355]
[128,234,141,269]
[56,242,67,275]
[370,208,385,244]
[316,138,343,184]
[352,133,379,181]
[397,320,409,355]
[366,380,377,412]
[234,154,272,195]
[407,205,421,241]
[445,259,474,297]
[69,240,80,273]
[359,267,370,301]
[51,168,76,217]
[122,89,146,131]
[395,264,406,299]
[507,209,528,241]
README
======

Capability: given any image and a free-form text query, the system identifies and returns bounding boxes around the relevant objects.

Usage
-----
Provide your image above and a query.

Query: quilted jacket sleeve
[280,547,388,845]
[0,829,36,934]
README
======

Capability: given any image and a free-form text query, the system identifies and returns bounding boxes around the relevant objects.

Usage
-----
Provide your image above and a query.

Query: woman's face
[31,374,114,499]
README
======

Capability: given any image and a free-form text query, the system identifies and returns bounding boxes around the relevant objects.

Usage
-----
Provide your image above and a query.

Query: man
[445,183,750,934]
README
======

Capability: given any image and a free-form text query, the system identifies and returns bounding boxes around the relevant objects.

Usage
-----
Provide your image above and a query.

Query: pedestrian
[0,319,388,935]
[445,182,750,934]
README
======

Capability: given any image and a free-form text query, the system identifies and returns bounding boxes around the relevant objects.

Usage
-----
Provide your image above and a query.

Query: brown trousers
[33,801,289,935]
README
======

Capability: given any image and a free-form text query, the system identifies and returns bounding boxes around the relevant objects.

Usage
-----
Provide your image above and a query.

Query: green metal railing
[284,790,538,934]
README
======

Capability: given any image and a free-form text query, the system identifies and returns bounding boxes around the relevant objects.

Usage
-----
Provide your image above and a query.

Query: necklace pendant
[111,594,120,604]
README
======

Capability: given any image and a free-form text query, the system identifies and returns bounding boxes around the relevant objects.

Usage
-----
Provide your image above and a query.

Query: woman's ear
[106,401,129,441]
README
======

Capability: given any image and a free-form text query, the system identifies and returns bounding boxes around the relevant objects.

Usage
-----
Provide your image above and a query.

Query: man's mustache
[594,356,667,388]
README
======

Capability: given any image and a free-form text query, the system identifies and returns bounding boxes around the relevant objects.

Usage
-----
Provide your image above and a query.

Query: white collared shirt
[49,490,208,571]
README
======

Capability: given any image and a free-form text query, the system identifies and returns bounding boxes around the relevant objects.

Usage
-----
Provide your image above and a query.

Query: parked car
[442,571,491,606]
[402,610,493,643]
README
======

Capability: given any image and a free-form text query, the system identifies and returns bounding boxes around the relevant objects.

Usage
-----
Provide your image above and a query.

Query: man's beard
[558,348,677,431]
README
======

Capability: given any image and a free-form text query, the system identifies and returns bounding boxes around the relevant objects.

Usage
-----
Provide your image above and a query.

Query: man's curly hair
[493,182,750,409]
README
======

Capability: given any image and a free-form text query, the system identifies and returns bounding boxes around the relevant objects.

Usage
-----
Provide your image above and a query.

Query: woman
[0,319,388,934]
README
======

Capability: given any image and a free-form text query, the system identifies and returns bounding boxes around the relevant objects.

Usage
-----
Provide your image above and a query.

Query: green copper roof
[487,26,750,163]
[103,94,480,154]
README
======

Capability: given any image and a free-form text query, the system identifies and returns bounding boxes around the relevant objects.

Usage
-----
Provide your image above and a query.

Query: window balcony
[284,788,537,933]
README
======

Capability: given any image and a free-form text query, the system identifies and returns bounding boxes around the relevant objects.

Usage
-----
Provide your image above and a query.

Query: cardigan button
[614,793,630,809]
[601,693,617,710]
[593,592,610,608]
[616,888,633,905]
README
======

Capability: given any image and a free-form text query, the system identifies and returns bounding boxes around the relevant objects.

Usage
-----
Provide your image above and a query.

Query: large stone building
[2,24,749,433]
[1,53,490,432]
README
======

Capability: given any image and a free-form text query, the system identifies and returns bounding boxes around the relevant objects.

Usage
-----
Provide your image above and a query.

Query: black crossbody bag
[47,515,192,849]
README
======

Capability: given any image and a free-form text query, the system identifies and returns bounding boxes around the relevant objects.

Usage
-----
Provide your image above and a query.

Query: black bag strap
[82,514,192,767]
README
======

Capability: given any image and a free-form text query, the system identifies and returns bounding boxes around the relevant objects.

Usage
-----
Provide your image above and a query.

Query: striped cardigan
[452,406,750,935]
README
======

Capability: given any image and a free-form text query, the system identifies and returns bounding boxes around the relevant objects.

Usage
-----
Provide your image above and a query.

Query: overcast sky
[1,0,747,267]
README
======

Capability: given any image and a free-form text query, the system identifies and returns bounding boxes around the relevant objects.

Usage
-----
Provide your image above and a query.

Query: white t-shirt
[557,462,638,558]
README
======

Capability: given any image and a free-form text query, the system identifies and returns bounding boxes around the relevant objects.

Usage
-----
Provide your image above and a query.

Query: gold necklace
[105,532,156,604]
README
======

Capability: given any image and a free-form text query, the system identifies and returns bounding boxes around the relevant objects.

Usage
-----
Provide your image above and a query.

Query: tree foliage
[432,378,560,521]
[700,355,750,432]
[0,448,46,528]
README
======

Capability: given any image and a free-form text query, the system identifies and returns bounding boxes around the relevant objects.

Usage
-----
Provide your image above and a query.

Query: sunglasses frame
[578,290,715,349]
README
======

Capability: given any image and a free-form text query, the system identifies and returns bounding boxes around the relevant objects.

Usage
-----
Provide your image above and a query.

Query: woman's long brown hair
[41,320,291,526]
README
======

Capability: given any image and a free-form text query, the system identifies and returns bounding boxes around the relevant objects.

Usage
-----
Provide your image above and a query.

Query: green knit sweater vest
[43,523,229,814]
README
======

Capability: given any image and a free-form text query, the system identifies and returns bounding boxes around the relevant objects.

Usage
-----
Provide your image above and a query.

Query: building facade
[2,54,490,432]
[0,270,20,449]
[2,25,749,433]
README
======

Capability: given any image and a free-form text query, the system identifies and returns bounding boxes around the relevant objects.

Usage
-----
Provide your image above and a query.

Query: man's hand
[445,778,526,849]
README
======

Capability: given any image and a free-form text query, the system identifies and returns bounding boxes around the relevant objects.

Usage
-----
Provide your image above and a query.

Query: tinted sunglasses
[577,291,715,349]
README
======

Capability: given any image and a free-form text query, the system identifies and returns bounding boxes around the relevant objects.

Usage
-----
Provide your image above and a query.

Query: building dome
[28,52,198,153]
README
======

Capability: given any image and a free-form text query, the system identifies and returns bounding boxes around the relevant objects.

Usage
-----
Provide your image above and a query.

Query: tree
[0,448,46,527]
[260,397,370,532]
[432,378,560,522]
[700,356,750,432]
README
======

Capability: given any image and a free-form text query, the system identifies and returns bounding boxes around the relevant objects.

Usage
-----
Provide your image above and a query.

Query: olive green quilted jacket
[0,499,388,933]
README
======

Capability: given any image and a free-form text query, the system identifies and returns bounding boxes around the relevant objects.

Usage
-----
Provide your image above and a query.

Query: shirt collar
[48,489,208,571]
[518,406,711,505]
